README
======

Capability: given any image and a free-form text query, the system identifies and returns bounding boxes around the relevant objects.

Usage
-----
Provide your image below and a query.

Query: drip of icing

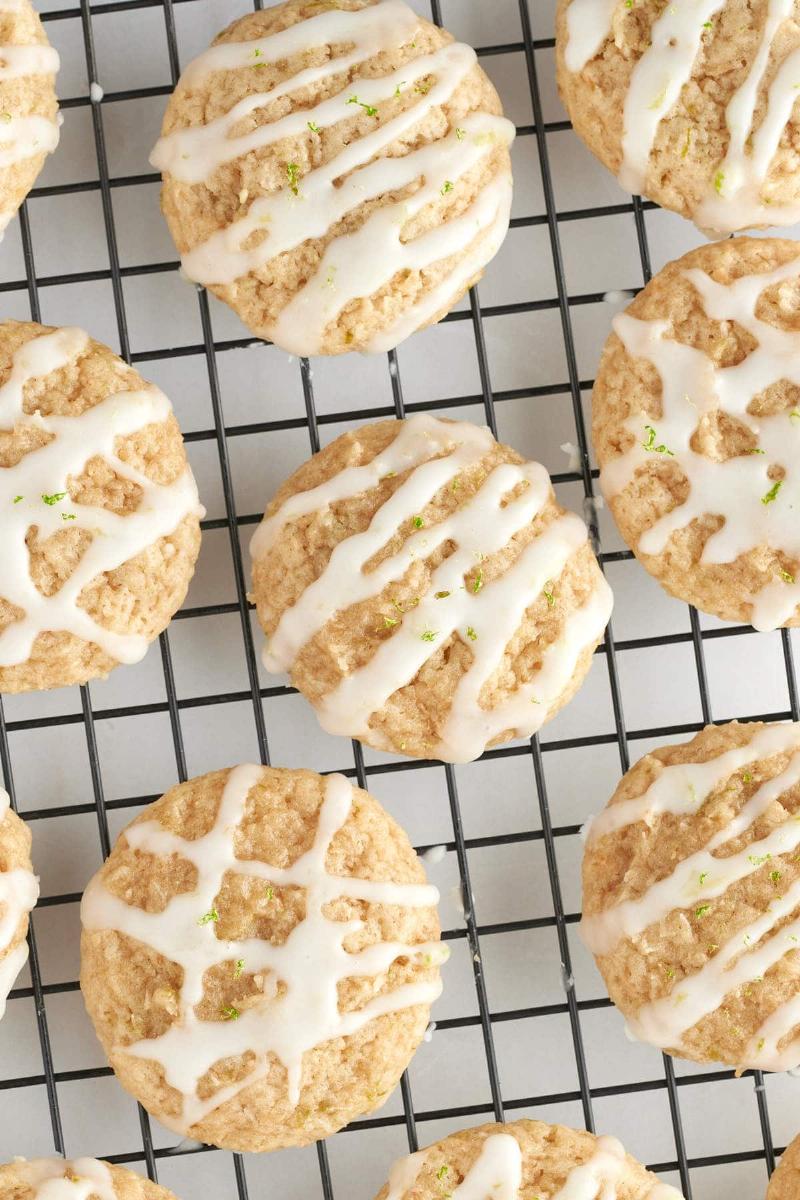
[564,0,800,232]
[251,414,612,763]
[0,326,203,668]
[151,0,515,355]
[617,0,726,196]
[0,45,59,79]
[0,8,60,229]
[581,724,800,1069]
[20,1158,116,1200]
[564,0,619,73]
[600,258,800,632]
[0,789,38,1019]
[383,1132,681,1200]
[81,767,444,1133]
[384,1134,522,1200]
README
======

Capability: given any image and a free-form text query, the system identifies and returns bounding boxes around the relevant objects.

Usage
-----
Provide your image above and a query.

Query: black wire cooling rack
[0,1,796,1198]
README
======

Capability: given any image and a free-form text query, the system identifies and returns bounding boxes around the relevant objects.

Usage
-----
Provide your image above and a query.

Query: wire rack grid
[0,1,797,1198]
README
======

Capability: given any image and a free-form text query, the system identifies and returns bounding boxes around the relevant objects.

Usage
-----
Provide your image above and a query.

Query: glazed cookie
[592,237,800,631]
[0,788,37,1020]
[0,320,203,692]
[81,765,444,1152]
[768,1133,800,1200]
[556,0,800,234]
[374,1119,683,1199]
[0,0,60,232]
[250,414,613,763]
[582,720,800,1071]
[150,0,514,355]
[0,1157,178,1200]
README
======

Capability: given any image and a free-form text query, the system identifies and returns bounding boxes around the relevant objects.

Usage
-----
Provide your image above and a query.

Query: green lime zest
[762,479,783,505]
[198,908,219,925]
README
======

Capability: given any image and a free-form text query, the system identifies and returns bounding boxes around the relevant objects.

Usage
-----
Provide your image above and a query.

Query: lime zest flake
[642,425,674,455]
[421,629,437,642]
[455,127,466,140]
[12,495,22,504]
[286,162,300,195]
[198,908,219,926]
[347,94,378,117]
[781,569,795,583]
[762,479,783,505]
[221,1004,240,1021]
[543,586,555,608]
[466,626,478,641]
[472,567,483,594]
[714,170,725,195]
[42,491,67,506]
[412,515,424,528]
[233,959,245,979]
[434,590,450,599]
[695,904,711,918]
[264,885,274,901]
[307,120,320,133]
[441,180,454,195]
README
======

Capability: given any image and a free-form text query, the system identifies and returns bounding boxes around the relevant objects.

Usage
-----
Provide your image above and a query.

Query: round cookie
[769,1133,800,1200]
[556,0,800,234]
[0,1157,178,1200]
[0,788,37,1020]
[0,319,203,692]
[374,1119,683,1199]
[80,764,444,1153]
[150,0,515,355]
[582,720,800,1071]
[250,413,613,763]
[592,237,800,631]
[0,0,60,232]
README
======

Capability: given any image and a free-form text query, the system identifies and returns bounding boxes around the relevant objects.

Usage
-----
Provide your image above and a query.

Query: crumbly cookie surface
[768,1133,800,1200]
[0,1157,177,1200]
[0,319,202,692]
[81,765,442,1153]
[556,0,800,233]
[0,0,60,232]
[151,0,514,354]
[592,237,800,630]
[0,792,36,1021]
[373,1119,683,1199]
[250,414,612,762]
[582,720,800,1071]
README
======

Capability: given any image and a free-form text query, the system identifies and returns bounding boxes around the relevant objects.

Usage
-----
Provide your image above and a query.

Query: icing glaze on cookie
[0,789,38,1019]
[19,1159,116,1200]
[150,0,515,354]
[383,1132,682,1199]
[81,766,444,1134]
[0,325,203,668]
[0,1,60,230]
[251,414,613,763]
[563,0,800,233]
[582,723,800,1071]
[600,256,800,632]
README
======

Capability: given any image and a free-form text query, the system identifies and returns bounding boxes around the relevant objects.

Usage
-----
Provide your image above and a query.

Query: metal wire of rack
[0,1,795,1198]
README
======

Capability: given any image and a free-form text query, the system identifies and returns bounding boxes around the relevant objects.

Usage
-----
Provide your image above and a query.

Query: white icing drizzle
[563,0,800,232]
[600,257,800,632]
[251,414,612,764]
[0,325,203,668]
[383,1132,682,1199]
[20,1158,116,1200]
[0,6,60,231]
[81,766,443,1134]
[0,788,38,1020]
[581,724,800,1070]
[150,0,515,355]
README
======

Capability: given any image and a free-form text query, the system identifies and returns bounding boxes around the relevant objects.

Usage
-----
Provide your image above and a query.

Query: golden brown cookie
[582,720,800,1071]
[0,1157,177,1200]
[592,237,800,631]
[0,0,59,232]
[373,1119,684,1199]
[0,319,203,692]
[150,0,514,354]
[0,788,36,1020]
[556,0,800,234]
[80,764,444,1153]
[250,414,613,763]
[769,1133,800,1200]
